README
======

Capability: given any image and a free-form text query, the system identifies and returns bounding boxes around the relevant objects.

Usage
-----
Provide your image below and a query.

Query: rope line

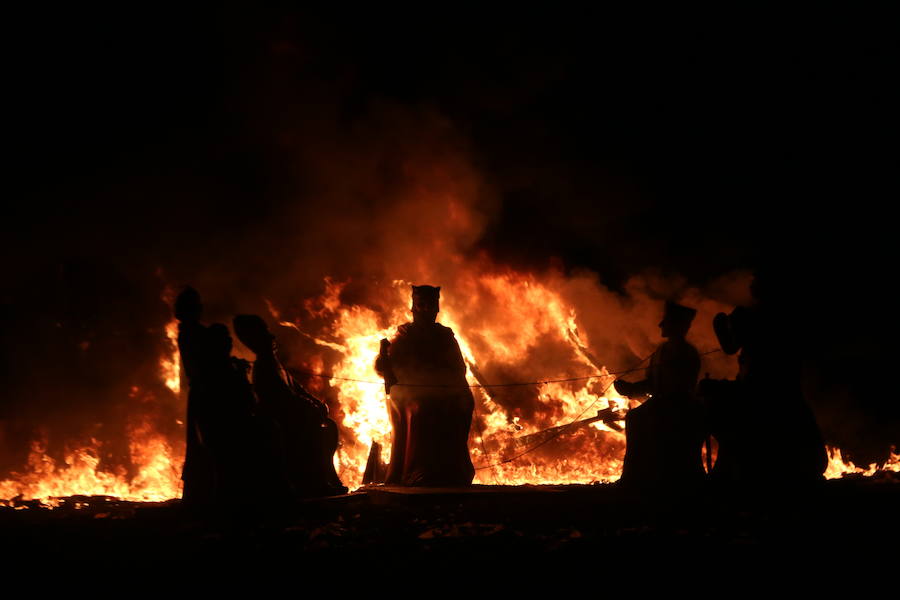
[474,352,652,471]
[474,380,616,470]
[469,388,500,484]
[471,348,722,469]
[292,348,722,472]
[295,349,722,389]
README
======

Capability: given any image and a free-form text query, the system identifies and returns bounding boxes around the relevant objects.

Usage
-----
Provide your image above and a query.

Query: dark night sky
[9,9,896,277]
[3,7,898,462]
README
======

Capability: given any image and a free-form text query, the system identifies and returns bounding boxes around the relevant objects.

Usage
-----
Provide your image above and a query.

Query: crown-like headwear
[411,285,441,310]
[664,300,697,326]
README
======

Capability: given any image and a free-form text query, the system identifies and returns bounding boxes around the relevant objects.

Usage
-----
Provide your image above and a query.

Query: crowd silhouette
[173,270,827,511]
[174,288,345,512]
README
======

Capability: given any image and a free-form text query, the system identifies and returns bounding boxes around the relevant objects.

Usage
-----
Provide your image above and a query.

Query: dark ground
[3,478,897,576]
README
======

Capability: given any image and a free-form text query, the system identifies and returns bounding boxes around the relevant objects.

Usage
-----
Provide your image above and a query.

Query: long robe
[382,322,475,486]
[620,338,705,489]
[709,306,827,483]
[251,352,344,496]
[179,323,259,505]
[203,356,256,501]
[177,320,216,506]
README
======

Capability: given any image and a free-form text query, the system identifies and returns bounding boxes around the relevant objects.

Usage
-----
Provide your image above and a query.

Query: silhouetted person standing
[375,285,475,486]
[705,268,827,484]
[232,314,345,498]
[174,287,216,508]
[204,323,256,503]
[615,301,705,489]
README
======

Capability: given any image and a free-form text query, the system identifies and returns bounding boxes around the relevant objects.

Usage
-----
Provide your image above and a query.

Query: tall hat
[411,285,441,309]
[663,300,697,326]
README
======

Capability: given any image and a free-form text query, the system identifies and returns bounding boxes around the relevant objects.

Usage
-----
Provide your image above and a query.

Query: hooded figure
[375,285,475,486]
[615,301,705,489]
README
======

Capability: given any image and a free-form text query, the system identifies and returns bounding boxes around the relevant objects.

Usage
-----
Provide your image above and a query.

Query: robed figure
[174,289,260,507]
[174,287,217,507]
[615,301,706,489]
[703,269,827,484]
[375,285,475,486]
[203,323,257,502]
[232,314,346,498]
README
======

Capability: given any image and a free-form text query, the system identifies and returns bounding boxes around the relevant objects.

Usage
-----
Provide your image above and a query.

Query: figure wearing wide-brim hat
[614,300,705,489]
[703,267,827,484]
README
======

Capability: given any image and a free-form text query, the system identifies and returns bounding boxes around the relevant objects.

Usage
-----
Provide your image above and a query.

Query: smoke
[3,10,896,483]
[2,39,506,478]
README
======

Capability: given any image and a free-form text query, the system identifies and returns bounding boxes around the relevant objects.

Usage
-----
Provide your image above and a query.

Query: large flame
[2,273,898,507]
[296,274,900,489]
[0,402,183,506]
[0,325,185,507]
[306,275,630,489]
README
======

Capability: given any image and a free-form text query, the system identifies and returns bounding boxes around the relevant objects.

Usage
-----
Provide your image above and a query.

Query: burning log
[513,407,624,449]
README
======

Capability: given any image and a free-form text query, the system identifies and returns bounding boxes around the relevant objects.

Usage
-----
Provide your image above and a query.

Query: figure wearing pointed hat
[614,301,705,489]
[375,285,475,486]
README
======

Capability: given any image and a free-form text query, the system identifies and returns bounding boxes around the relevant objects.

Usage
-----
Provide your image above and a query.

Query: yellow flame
[160,319,181,395]
[3,276,897,507]
[0,420,182,507]
[824,445,899,479]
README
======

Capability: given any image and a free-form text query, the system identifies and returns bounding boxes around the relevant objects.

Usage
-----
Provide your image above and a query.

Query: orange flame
[160,318,181,395]
[0,410,183,507]
[824,445,900,479]
[0,311,185,506]
[306,276,630,489]
[2,274,897,507]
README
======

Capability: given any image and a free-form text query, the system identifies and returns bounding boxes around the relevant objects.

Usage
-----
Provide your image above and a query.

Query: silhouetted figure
[703,268,827,484]
[375,285,475,486]
[173,287,216,508]
[232,314,346,498]
[615,301,705,490]
[203,323,256,503]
